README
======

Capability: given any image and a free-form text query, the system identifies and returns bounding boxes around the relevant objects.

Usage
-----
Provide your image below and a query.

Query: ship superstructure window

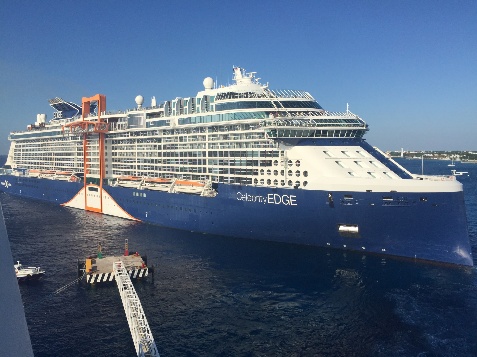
[368,172,378,178]
[341,151,351,157]
[356,151,367,157]
[336,161,347,168]
[354,161,369,168]
[215,100,322,111]
[383,172,393,179]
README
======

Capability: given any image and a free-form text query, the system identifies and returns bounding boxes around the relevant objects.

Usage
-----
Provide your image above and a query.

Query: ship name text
[236,192,297,206]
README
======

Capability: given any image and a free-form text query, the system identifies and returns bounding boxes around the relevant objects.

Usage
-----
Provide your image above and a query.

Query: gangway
[113,261,160,357]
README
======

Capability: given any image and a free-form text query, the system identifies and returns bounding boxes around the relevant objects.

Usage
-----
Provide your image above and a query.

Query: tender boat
[14,261,45,282]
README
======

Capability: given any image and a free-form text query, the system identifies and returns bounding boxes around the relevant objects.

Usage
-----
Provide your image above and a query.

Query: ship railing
[412,174,456,181]
[100,110,127,116]
[266,89,315,100]
[261,118,367,130]
[266,110,363,120]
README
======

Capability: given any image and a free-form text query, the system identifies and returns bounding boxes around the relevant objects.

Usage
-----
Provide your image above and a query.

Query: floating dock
[82,255,150,284]
[78,240,153,284]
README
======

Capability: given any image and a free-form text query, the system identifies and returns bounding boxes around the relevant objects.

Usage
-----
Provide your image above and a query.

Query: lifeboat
[116,176,143,188]
[39,170,56,178]
[142,177,172,191]
[55,171,74,180]
[173,180,205,194]
[27,169,41,177]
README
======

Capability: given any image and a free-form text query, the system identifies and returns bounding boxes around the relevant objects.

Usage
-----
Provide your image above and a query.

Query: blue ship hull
[0,175,472,266]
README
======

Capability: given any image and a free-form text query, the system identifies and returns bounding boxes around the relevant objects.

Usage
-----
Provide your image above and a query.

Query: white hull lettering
[236,192,297,206]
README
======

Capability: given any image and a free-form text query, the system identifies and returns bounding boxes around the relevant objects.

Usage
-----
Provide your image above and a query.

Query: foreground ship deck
[0,66,472,266]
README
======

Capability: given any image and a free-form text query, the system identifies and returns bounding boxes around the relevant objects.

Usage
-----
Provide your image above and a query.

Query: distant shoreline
[392,157,477,164]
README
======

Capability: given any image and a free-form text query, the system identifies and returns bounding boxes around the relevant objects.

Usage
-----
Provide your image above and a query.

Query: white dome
[203,77,214,90]
[135,95,144,106]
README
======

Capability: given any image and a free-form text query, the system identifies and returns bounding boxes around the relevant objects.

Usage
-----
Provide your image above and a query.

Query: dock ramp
[113,261,160,357]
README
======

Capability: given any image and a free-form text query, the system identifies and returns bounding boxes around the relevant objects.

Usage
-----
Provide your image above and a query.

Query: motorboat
[14,261,45,282]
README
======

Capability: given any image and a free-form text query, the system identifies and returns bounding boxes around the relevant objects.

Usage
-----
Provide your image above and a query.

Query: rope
[53,270,86,295]
[24,271,86,311]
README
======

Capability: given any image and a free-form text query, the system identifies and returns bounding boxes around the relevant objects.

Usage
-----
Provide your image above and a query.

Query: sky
[0,1,476,154]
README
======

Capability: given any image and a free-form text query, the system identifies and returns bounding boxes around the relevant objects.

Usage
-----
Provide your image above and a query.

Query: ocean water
[2,158,476,356]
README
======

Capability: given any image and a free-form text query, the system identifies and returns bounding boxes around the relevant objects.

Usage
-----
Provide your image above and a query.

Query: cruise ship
[0,67,472,266]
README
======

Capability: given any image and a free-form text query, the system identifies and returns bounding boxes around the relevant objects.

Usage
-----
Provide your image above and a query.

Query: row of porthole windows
[260,169,308,177]
[273,160,301,167]
[254,178,308,187]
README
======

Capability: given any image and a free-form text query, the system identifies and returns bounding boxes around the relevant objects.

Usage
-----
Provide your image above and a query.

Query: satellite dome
[135,95,144,108]
[203,77,214,90]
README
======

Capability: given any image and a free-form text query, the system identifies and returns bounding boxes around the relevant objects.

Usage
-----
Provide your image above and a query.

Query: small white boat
[173,179,205,194]
[115,176,143,188]
[14,261,45,282]
[451,169,468,176]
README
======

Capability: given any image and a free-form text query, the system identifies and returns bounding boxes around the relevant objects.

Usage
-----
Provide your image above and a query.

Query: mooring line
[53,270,86,295]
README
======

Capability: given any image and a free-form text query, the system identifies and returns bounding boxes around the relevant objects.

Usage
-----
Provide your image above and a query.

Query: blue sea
[2,158,476,356]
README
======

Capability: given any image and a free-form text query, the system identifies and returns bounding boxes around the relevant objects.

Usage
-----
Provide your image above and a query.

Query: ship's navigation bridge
[113,261,160,357]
